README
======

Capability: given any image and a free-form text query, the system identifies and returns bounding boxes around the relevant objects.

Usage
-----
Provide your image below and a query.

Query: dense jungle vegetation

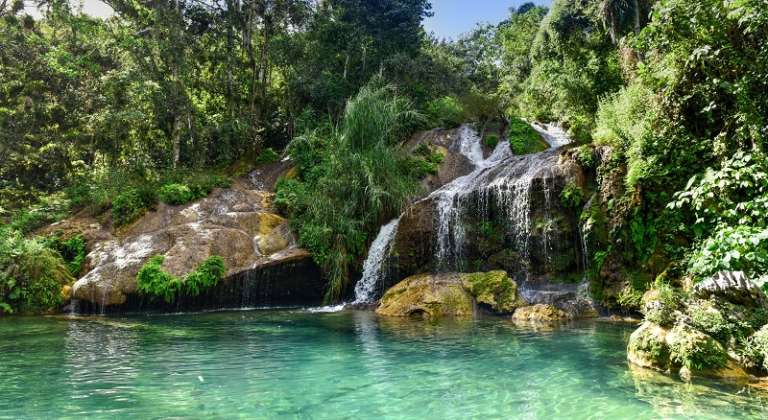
[1,0,766,312]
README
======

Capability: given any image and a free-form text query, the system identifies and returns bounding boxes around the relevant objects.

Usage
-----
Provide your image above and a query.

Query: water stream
[352,218,401,304]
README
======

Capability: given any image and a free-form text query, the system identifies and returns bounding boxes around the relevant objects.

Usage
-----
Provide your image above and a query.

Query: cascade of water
[430,123,573,272]
[353,219,401,304]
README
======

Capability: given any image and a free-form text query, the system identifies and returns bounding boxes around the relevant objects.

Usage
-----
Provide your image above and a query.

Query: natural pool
[1,310,766,419]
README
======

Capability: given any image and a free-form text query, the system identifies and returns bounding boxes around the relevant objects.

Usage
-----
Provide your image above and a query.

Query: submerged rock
[376,271,526,319]
[70,162,324,311]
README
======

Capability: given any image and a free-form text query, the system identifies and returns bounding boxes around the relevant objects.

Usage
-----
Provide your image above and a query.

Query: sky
[424,0,551,40]
[25,0,553,41]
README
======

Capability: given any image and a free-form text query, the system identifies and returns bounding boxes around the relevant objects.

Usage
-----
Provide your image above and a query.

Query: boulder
[70,165,323,310]
[511,304,571,323]
[692,271,766,308]
[376,273,475,319]
[376,271,527,319]
[627,322,671,371]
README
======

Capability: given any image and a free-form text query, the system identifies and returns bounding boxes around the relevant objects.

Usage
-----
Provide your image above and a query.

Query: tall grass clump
[277,81,424,301]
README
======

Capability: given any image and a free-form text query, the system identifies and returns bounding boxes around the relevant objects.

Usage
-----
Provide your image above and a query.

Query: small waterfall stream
[352,219,400,304]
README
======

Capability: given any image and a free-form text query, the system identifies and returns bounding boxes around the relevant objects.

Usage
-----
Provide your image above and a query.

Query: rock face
[376,271,526,318]
[692,271,765,307]
[70,162,325,311]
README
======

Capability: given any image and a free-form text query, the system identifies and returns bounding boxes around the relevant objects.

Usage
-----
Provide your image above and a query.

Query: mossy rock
[376,274,474,319]
[627,322,672,371]
[463,271,525,314]
[376,271,527,319]
[511,304,571,323]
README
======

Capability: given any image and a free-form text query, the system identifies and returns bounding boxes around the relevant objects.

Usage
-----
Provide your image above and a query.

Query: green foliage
[616,285,644,311]
[668,324,728,371]
[158,184,194,205]
[560,182,584,210]
[507,117,548,155]
[136,255,226,304]
[688,226,768,280]
[426,96,464,128]
[44,235,86,277]
[483,134,500,149]
[744,325,768,372]
[411,144,445,178]
[643,283,680,326]
[255,148,280,165]
[112,187,156,227]
[278,83,423,302]
[0,227,73,314]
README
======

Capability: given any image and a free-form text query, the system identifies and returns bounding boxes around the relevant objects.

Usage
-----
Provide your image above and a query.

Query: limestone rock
[376,273,475,318]
[692,271,766,308]
[627,322,671,371]
[70,164,320,309]
[465,271,526,313]
[376,271,527,319]
[511,304,571,323]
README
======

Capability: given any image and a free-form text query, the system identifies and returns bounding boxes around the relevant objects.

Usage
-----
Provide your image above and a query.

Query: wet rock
[628,322,671,371]
[376,273,475,319]
[692,271,766,308]
[511,304,571,323]
[376,271,527,319]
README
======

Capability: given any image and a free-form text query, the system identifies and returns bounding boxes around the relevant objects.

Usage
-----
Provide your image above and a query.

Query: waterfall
[430,124,571,272]
[353,219,401,304]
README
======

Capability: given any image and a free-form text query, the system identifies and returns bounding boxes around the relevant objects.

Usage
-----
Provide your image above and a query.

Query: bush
[278,82,423,302]
[255,148,280,165]
[668,323,728,371]
[44,235,86,277]
[686,299,730,341]
[136,255,226,303]
[560,182,584,210]
[744,325,768,372]
[426,96,464,128]
[0,228,73,314]
[483,134,499,149]
[158,184,194,205]
[508,117,547,155]
[112,187,156,227]
[642,283,680,326]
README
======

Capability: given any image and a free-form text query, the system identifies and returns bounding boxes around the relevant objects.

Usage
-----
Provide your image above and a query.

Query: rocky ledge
[61,162,325,312]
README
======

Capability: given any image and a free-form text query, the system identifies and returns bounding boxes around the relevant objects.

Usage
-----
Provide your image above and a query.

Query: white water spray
[353,219,401,304]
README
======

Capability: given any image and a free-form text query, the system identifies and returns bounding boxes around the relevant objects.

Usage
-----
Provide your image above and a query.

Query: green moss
[629,324,670,366]
[112,187,155,227]
[465,271,522,313]
[643,283,680,327]
[136,255,226,304]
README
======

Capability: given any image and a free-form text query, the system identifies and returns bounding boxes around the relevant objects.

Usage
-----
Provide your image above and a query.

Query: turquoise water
[1,310,767,419]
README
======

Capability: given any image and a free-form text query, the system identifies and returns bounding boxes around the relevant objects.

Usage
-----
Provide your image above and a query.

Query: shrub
[686,299,730,341]
[668,323,728,371]
[44,235,86,277]
[744,325,768,372]
[426,96,464,128]
[255,148,280,165]
[616,285,643,312]
[688,226,768,281]
[483,134,500,149]
[0,228,73,314]
[136,255,226,303]
[112,187,156,227]
[560,182,584,210]
[508,117,547,155]
[184,256,226,297]
[642,283,680,326]
[158,184,194,205]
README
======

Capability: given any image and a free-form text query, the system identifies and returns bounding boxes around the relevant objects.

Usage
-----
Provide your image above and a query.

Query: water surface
[1,310,766,419]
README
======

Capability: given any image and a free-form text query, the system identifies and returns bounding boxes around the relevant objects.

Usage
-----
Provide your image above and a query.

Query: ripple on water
[0,312,766,419]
